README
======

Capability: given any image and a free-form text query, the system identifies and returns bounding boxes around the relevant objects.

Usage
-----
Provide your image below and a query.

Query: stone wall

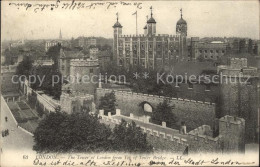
[21,80,57,113]
[60,92,95,114]
[96,88,216,131]
[219,116,245,153]
[188,125,222,153]
[99,110,226,154]
[1,65,19,94]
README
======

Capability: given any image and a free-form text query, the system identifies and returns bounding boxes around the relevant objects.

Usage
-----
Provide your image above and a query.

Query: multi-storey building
[59,48,87,77]
[189,37,227,61]
[113,7,188,71]
[78,37,97,48]
[45,40,63,52]
[90,47,99,55]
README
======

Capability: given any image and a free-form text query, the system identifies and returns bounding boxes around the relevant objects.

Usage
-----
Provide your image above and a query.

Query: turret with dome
[113,13,123,63]
[146,6,157,36]
[176,8,187,36]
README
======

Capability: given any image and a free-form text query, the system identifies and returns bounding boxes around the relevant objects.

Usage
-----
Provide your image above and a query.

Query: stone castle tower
[176,8,188,61]
[60,92,95,114]
[113,13,123,64]
[69,58,99,95]
[217,58,259,143]
[219,115,245,153]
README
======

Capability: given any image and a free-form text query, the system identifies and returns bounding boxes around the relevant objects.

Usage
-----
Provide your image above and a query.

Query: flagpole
[136,11,138,35]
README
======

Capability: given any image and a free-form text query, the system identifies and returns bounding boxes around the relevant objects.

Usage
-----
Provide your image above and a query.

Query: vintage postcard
[1,0,259,166]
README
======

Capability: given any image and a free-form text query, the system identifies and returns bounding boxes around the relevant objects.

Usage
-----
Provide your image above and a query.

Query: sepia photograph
[1,0,259,166]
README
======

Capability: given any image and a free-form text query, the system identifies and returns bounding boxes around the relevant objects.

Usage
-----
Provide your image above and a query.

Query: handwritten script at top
[8,0,143,13]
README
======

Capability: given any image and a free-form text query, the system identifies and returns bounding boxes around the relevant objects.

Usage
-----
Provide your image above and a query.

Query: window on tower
[205,84,211,91]
[90,69,93,73]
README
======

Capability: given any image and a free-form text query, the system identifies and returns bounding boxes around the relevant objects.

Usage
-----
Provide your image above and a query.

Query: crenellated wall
[99,111,189,153]
[96,88,216,130]
[188,125,222,153]
[60,92,95,114]
[98,110,227,154]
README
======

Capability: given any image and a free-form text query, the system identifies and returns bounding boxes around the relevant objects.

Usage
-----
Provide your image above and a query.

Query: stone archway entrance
[139,101,154,113]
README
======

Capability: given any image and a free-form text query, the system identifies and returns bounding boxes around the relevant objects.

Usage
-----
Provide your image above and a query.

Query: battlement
[118,34,180,39]
[99,110,188,146]
[70,58,99,67]
[189,125,219,141]
[1,64,17,73]
[219,115,245,126]
[119,34,146,38]
[230,58,247,61]
[60,92,94,101]
[217,57,258,77]
[229,58,247,68]
[96,88,215,106]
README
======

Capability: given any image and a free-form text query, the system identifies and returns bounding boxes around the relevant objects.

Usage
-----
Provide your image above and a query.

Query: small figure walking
[5,117,8,122]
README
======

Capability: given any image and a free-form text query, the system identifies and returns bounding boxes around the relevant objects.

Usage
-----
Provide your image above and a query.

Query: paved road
[1,96,35,166]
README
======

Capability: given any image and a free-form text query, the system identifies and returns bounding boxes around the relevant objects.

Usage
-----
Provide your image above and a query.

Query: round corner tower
[217,58,259,143]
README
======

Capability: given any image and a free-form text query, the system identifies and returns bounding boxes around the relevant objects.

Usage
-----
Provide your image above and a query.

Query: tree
[16,55,33,80]
[46,44,61,70]
[151,99,179,129]
[112,120,153,153]
[98,92,117,115]
[33,111,112,153]
[30,65,62,99]
[248,39,253,54]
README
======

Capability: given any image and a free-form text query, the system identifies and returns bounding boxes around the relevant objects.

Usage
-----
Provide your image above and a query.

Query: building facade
[190,37,227,61]
[69,58,99,95]
[59,48,88,77]
[113,7,188,71]
[78,37,97,48]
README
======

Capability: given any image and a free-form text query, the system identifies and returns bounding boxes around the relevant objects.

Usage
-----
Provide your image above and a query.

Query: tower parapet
[70,58,99,95]
[217,58,258,142]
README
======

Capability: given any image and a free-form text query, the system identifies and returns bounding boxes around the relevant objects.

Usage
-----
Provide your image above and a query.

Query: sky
[1,0,260,41]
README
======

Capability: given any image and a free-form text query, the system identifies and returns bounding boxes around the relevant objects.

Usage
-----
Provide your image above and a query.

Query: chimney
[116,109,121,116]
[98,79,102,88]
[99,110,104,116]
[108,112,111,118]
[162,122,166,128]
[180,121,187,134]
